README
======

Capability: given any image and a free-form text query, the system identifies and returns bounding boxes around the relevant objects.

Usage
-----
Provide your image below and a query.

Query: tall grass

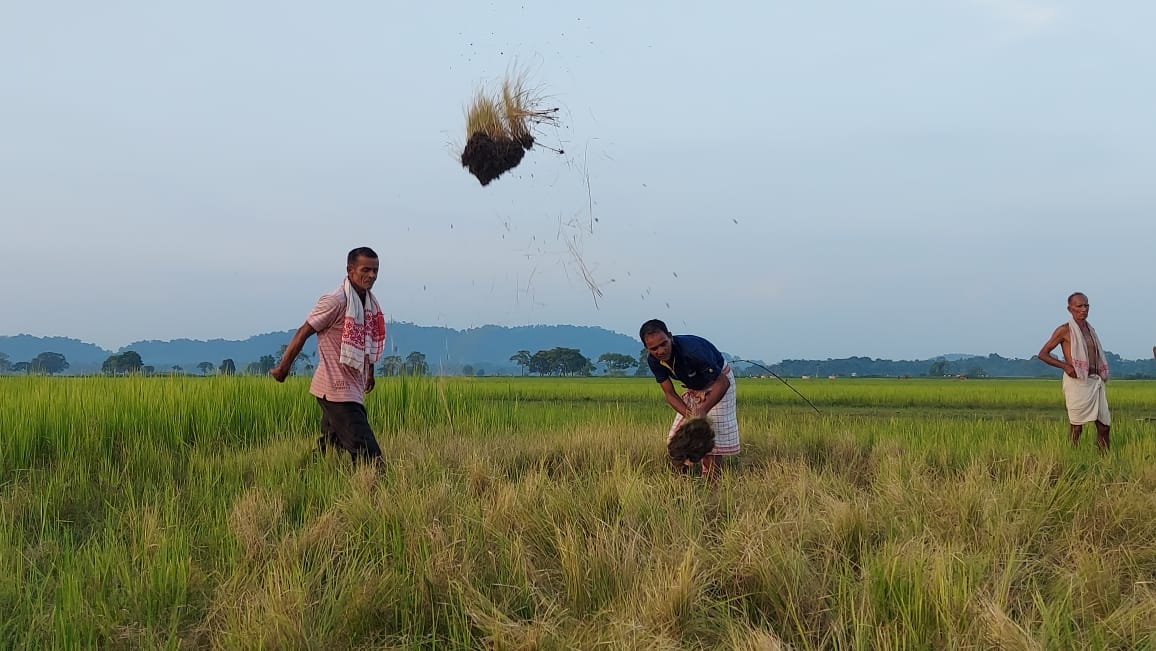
[4,376,1156,648]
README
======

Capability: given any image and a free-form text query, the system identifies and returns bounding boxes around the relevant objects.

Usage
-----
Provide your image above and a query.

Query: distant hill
[938,353,980,361]
[5,328,1156,378]
[0,322,644,375]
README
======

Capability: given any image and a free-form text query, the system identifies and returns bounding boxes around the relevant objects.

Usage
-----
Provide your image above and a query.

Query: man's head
[347,247,379,292]
[1067,292,1090,322]
[640,319,673,362]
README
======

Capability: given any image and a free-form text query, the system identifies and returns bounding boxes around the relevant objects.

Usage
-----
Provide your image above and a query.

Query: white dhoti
[667,367,740,456]
[1062,373,1110,426]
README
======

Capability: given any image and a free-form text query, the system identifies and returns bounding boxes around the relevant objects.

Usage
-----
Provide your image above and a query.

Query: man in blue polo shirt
[640,318,740,478]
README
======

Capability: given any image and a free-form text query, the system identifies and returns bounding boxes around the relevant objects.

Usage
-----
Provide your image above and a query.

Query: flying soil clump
[668,417,715,464]
[461,73,560,186]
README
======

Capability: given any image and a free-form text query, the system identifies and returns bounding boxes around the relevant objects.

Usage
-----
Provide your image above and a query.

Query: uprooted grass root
[461,132,528,186]
[668,418,716,463]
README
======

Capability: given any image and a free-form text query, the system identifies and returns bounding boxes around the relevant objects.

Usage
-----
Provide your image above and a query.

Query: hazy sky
[3,1,1154,362]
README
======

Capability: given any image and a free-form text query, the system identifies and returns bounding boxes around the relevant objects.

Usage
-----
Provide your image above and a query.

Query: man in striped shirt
[271,247,387,463]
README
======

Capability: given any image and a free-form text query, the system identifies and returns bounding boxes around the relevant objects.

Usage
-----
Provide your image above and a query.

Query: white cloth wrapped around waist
[666,366,740,456]
[1062,373,1110,426]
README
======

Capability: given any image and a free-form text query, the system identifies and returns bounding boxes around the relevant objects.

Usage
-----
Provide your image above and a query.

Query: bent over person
[1037,292,1111,451]
[640,319,740,478]
[271,247,387,463]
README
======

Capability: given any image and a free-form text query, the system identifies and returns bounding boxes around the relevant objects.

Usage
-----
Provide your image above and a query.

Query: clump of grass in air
[461,69,561,186]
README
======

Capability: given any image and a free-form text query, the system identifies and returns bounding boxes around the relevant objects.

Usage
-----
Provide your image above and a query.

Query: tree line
[751,352,1156,379]
[503,348,651,377]
[0,351,70,375]
[15,347,1153,379]
[0,347,650,378]
[0,348,428,377]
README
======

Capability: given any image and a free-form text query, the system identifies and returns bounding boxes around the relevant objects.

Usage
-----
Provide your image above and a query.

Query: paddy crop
[4,375,1156,649]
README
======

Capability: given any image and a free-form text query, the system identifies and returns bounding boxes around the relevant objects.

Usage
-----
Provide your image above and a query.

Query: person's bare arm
[658,379,694,418]
[270,322,317,382]
[1038,324,1076,378]
[693,370,731,415]
[365,356,375,392]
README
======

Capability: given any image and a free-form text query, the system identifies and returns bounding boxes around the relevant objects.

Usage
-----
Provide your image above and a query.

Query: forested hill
[4,327,1156,377]
[0,323,644,375]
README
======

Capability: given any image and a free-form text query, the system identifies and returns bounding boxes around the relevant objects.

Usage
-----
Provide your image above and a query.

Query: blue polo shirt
[647,334,725,390]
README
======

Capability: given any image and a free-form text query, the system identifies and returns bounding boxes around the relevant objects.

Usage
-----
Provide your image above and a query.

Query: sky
[3,0,1155,363]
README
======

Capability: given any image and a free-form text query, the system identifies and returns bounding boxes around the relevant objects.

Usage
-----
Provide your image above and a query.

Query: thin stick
[733,359,823,416]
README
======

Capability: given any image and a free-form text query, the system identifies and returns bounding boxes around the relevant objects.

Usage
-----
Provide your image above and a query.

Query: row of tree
[0,351,70,374]
[750,352,1156,379]
[0,349,230,376]
[378,352,429,376]
[0,348,648,378]
[19,347,1154,379]
[1,348,426,377]
[504,348,648,377]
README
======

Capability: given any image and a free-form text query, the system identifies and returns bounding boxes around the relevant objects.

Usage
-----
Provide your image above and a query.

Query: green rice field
[4,375,1156,649]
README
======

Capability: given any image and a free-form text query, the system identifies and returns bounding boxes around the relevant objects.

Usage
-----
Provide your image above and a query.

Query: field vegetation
[4,376,1156,649]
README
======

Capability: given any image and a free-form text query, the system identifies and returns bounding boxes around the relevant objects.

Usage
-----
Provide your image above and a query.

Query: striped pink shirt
[307,288,369,404]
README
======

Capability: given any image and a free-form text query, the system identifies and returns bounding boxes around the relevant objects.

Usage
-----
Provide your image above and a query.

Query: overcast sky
[3,1,1154,362]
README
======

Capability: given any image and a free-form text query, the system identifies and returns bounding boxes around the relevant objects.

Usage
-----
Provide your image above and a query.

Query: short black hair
[1067,292,1086,305]
[639,319,670,341]
[348,247,379,265]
